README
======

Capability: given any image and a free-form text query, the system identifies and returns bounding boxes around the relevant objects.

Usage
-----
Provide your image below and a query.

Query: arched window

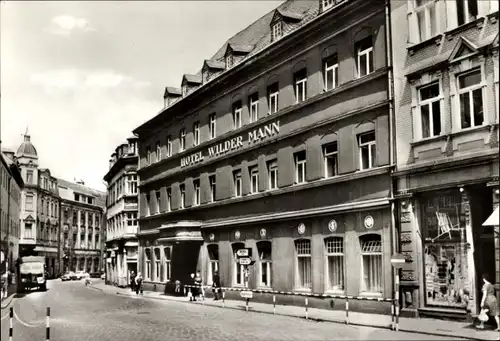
[294,239,312,289]
[231,243,245,286]
[144,248,151,280]
[360,234,382,293]
[257,241,272,287]
[325,237,344,292]
[164,247,171,282]
[207,244,219,285]
[154,248,161,281]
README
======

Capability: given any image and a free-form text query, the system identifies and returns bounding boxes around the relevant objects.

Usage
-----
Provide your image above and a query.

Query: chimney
[76,179,85,185]
[24,135,31,142]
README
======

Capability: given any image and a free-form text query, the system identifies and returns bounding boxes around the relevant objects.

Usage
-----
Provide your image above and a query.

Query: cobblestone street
[0,280,470,341]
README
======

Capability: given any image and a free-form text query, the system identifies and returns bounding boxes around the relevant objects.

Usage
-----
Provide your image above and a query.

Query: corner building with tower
[134,0,397,312]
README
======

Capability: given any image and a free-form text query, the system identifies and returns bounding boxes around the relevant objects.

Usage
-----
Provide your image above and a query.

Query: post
[46,307,51,341]
[245,298,249,312]
[273,294,276,315]
[345,297,349,325]
[305,297,308,320]
[244,265,249,312]
[222,290,225,308]
[391,299,395,331]
[9,307,13,341]
[395,271,400,332]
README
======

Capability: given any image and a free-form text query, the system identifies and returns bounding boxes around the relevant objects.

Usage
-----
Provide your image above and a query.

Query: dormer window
[272,22,282,42]
[226,54,234,69]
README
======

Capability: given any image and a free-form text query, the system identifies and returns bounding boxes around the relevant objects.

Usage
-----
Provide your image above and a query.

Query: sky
[0,0,283,191]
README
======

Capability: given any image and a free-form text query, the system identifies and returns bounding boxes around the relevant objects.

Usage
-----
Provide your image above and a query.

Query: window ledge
[324,290,345,295]
[410,134,447,147]
[407,34,443,55]
[451,123,493,137]
[294,288,312,293]
[256,286,273,291]
[357,292,383,298]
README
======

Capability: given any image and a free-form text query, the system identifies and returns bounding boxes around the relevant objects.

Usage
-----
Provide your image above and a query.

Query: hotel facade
[134,0,397,312]
[390,0,499,319]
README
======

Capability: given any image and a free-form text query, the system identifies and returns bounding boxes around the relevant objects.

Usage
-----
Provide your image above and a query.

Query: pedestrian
[212,270,221,300]
[195,271,203,301]
[477,273,499,331]
[135,272,143,295]
[130,271,136,292]
[189,273,197,302]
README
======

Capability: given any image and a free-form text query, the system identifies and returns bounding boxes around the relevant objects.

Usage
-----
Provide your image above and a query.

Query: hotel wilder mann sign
[180,120,280,168]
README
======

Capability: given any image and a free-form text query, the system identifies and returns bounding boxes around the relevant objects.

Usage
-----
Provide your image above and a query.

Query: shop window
[232,243,246,286]
[420,191,469,308]
[325,237,344,291]
[257,241,272,287]
[458,69,484,129]
[358,131,376,170]
[360,234,383,294]
[355,36,373,78]
[295,239,312,289]
[207,244,219,285]
[294,151,307,184]
[267,160,278,190]
[323,142,338,178]
[324,54,339,91]
[418,82,442,139]
[144,248,152,280]
[164,248,171,282]
[294,68,307,103]
[250,166,259,194]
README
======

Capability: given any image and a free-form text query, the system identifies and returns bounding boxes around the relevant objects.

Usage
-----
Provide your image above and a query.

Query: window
[458,69,484,129]
[209,175,216,202]
[418,82,442,138]
[127,212,137,226]
[74,193,80,202]
[294,151,307,184]
[128,142,136,155]
[26,170,33,184]
[294,69,307,103]
[209,113,216,139]
[179,184,185,209]
[415,0,437,42]
[232,243,246,285]
[25,194,34,211]
[360,234,383,293]
[207,244,219,285]
[257,241,272,287]
[226,54,233,69]
[179,129,186,152]
[324,54,339,91]
[249,93,259,123]
[267,160,278,190]
[167,188,172,211]
[41,199,45,215]
[193,122,200,146]
[127,175,138,195]
[325,237,344,291]
[232,101,242,129]
[156,142,161,162]
[323,0,337,11]
[24,223,33,239]
[320,143,339,179]
[250,166,259,194]
[73,211,77,225]
[166,136,172,157]
[295,239,312,289]
[164,248,171,282]
[359,131,376,170]
[233,170,242,197]
[268,83,279,114]
[356,36,374,78]
[154,248,161,281]
[193,179,200,206]
[155,190,161,214]
[456,0,478,26]
[146,193,151,216]
[271,22,282,41]
[146,146,152,165]
[145,249,151,280]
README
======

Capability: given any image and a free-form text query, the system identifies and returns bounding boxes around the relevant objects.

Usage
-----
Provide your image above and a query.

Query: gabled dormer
[163,87,182,108]
[449,36,480,64]
[181,74,202,97]
[224,43,254,70]
[270,8,303,43]
[320,0,346,13]
[202,59,225,83]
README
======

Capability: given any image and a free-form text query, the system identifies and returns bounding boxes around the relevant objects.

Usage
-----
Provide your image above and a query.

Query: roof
[182,74,202,85]
[204,59,225,70]
[57,178,106,207]
[226,43,255,55]
[16,134,38,158]
[1,152,24,189]
[164,87,182,97]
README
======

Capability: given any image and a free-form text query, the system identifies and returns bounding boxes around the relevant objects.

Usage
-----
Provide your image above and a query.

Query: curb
[88,285,104,292]
[0,294,16,310]
[110,289,491,341]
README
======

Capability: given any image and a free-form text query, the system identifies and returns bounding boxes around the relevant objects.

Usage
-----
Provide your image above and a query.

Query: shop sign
[180,120,280,168]
[298,223,306,235]
[328,220,337,232]
[364,215,374,229]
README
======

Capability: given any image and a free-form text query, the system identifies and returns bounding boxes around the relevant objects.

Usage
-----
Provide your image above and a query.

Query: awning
[483,207,499,227]
[124,241,138,247]
[158,231,203,243]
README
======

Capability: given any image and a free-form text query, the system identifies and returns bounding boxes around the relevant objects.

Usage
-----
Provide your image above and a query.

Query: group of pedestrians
[188,270,222,302]
[129,271,143,295]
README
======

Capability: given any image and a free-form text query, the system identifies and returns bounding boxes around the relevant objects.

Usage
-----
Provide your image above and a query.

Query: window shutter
[241,162,251,196]
[258,155,267,192]
[199,172,210,204]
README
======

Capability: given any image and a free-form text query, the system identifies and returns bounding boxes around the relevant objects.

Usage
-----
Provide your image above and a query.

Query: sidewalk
[89,280,499,341]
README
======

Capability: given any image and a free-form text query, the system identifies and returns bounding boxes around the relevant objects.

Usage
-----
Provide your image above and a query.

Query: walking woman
[135,272,143,295]
[477,273,499,331]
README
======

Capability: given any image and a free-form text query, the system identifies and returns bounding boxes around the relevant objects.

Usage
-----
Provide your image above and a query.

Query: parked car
[89,272,101,279]
[61,272,75,281]
[75,271,90,280]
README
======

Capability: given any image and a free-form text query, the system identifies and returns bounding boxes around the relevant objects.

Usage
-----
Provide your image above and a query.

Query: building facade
[16,135,61,277]
[133,0,396,313]
[390,0,499,319]
[58,179,105,274]
[104,137,139,287]
[0,150,24,285]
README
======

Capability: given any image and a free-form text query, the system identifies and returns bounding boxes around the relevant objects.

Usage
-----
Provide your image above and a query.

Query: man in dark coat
[212,270,221,300]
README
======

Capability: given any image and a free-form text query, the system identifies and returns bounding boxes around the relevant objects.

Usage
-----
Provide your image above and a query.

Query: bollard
[345,297,349,325]
[184,287,186,296]
[9,307,13,341]
[273,295,276,315]
[391,300,395,331]
[395,273,400,332]
[222,291,225,308]
[245,298,249,312]
[46,307,50,341]
[305,297,308,320]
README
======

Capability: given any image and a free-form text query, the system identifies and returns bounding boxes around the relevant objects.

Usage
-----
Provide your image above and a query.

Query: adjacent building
[58,179,106,274]
[133,0,396,313]
[0,150,24,285]
[390,0,499,319]
[104,137,139,287]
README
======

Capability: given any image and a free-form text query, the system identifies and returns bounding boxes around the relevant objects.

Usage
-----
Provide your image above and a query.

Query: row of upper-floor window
[144,130,377,215]
[412,66,497,141]
[107,174,138,205]
[409,0,498,44]
[64,209,101,228]
[40,197,59,218]
[0,209,20,238]
[73,193,96,205]
[107,212,138,232]
[24,170,57,191]
[0,169,21,205]
[144,35,376,167]
[62,232,100,250]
